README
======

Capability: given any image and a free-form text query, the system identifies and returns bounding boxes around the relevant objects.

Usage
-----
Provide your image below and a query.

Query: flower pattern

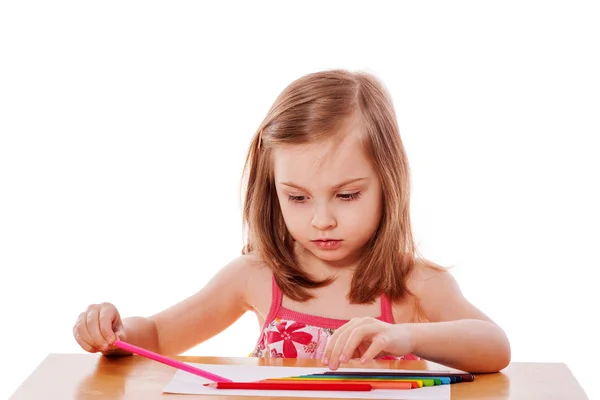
[266,321,312,358]
[270,348,284,358]
[251,319,333,359]
[304,341,317,353]
[250,318,418,360]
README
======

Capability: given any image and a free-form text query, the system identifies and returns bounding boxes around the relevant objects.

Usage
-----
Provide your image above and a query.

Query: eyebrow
[279,177,368,192]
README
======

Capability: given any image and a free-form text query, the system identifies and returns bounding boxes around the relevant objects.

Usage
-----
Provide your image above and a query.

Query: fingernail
[321,357,328,364]
[340,354,348,362]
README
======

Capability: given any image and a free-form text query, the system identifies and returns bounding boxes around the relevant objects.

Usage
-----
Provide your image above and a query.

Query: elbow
[489,344,511,373]
[497,337,512,371]
[466,322,511,374]
[495,326,512,371]
[480,328,512,373]
[469,347,511,374]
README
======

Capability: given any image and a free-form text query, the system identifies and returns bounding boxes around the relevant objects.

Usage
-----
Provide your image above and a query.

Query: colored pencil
[204,382,372,391]
[299,374,439,386]
[261,379,412,390]
[112,340,232,382]
[319,375,448,385]
[322,370,474,382]
[270,376,422,388]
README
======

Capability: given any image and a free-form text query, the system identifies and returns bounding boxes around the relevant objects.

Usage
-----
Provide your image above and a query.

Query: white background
[1,1,598,399]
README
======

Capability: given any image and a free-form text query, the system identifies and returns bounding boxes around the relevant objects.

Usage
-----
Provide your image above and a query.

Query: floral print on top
[250,276,421,361]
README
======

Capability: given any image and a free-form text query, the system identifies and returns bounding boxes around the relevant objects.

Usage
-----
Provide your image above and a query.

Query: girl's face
[273,127,383,266]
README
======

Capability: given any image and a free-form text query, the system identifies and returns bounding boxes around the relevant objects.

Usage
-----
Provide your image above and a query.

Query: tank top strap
[263,273,283,327]
[380,293,395,324]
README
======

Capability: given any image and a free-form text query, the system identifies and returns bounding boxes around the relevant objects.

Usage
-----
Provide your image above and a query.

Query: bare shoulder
[199,252,269,303]
[406,258,459,296]
[234,252,273,315]
[406,258,492,323]
[236,251,272,280]
[222,251,269,275]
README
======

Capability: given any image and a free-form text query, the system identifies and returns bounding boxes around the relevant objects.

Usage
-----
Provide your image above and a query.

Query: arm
[106,255,254,356]
[146,255,255,355]
[322,261,510,373]
[405,264,511,373]
[113,317,161,355]
[75,255,255,357]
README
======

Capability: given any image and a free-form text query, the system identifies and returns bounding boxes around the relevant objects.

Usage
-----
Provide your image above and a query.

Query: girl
[73,69,511,373]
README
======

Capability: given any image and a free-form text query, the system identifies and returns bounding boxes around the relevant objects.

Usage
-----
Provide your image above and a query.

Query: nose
[311,203,337,231]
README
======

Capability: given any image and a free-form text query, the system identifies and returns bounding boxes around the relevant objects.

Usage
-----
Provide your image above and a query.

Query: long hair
[242,69,417,304]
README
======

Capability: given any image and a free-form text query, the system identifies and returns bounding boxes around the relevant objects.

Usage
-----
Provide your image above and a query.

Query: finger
[339,323,382,363]
[322,323,353,366]
[85,306,109,351]
[98,303,119,344]
[328,321,366,370]
[74,330,97,353]
[79,315,102,352]
[352,341,371,359]
[359,333,390,363]
[74,313,100,353]
[322,316,367,364]
[114,326,126,341]
[322,326,346,364]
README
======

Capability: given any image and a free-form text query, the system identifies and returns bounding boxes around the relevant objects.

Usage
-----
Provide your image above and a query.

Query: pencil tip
[203,383,217,387]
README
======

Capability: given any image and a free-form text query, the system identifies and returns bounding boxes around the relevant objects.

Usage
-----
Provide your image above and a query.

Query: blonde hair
[242,69,417,304]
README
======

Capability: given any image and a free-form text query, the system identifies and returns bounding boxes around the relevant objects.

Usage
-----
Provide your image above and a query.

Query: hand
[73,302,126,353]
[322,317,414,370]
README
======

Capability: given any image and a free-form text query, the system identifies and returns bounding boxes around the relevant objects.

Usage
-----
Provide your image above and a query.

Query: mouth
[311,239,343,250]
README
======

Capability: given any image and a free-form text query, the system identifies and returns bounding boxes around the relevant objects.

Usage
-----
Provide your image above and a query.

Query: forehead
[273,131,375,188]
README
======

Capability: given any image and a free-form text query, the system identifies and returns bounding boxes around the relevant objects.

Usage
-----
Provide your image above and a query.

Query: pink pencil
[113,339,232,382]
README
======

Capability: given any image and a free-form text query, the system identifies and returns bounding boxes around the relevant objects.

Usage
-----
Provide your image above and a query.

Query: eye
[338,192,361,201]
[288,195,306,203]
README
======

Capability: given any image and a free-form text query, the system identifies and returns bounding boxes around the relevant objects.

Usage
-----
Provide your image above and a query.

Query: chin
[312,252,345,262]
[309,248,357,264]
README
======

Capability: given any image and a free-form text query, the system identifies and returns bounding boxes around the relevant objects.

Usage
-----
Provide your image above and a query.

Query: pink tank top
[250,275,420,360]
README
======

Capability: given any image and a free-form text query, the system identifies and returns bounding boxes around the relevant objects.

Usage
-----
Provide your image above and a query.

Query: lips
[311,239,342,250]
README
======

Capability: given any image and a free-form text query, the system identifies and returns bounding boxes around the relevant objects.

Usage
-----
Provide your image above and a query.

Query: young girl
[73,69,511,373]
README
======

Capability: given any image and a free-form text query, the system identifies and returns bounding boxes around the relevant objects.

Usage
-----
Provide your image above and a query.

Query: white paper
[162,363,451,400]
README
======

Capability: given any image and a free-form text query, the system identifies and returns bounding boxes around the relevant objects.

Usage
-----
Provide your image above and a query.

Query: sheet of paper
[163,363,451,400]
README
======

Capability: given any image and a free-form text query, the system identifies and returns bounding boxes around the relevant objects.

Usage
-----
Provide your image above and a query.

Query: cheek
[341,207,379,231]
[279,201,306,230]
[280,210,310,243]
[344,197,382,232]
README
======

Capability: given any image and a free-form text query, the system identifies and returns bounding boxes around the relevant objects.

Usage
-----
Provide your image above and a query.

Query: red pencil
[204,382,372,391]
[261,379,413,390]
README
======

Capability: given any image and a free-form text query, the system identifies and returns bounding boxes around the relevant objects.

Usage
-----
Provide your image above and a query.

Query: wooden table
[9,354,588,399]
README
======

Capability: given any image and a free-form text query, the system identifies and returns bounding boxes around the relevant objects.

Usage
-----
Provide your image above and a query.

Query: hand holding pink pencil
[112,340,232,382]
